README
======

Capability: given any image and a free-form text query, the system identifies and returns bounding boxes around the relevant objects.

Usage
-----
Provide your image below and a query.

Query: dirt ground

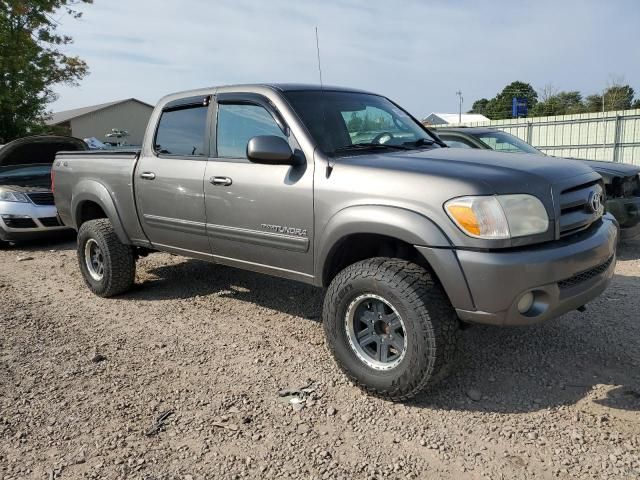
[1,234,639,480]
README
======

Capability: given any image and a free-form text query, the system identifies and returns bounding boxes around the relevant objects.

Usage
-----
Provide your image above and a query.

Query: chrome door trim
[206,223,309,252]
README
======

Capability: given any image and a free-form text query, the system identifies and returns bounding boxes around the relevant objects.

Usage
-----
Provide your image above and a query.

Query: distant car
[435,127,640,241]
[0,135,87,245]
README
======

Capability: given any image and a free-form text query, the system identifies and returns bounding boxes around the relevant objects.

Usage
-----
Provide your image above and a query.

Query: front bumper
[452,215,617,326]
[0,201,69,242]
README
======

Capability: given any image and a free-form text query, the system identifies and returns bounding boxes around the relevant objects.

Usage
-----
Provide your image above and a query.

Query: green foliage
[490,81,537,119]
[476,81,538,120]
[469,98,489,115]
[602,85,634,111]
[530,91,585,116]
[0,0,92,142]
[471,81,640,119]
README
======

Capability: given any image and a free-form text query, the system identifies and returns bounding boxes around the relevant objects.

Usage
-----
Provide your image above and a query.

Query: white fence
[438,108,640,166]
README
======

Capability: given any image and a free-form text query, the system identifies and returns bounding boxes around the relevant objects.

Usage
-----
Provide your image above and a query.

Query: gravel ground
[1,234,639,480]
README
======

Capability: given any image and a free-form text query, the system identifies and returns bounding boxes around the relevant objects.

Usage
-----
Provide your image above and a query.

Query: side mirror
[247,135,296,165]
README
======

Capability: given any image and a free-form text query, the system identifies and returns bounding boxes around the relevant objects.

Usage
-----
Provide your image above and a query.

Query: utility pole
[456,90,463,123]
[602,90,606,160]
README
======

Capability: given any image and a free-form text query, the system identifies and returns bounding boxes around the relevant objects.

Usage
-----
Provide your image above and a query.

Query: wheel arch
[316,206,474,311]
[317,205,450,285]
[71,180,129,244]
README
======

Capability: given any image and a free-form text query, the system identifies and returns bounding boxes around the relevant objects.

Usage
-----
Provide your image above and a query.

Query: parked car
[53,84,617,400]
[0,135,87,245]
[435,127,640,241]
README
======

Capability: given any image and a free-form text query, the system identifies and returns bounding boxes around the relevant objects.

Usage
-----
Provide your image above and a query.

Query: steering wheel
[372,132,394,144]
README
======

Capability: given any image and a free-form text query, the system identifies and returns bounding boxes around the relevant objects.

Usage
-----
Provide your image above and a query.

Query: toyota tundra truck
[53,84,618,400]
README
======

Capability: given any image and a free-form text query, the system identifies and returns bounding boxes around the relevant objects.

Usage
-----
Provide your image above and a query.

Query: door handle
[209,176,232,186]
[140,172,156,180]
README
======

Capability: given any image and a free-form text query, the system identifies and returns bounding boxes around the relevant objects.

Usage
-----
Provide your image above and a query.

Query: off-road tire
[77,219,135,297]
[323,257,461,401]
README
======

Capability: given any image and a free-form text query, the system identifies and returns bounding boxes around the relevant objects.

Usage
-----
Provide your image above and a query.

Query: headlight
[0,190,29,203]
[445,194,549,239]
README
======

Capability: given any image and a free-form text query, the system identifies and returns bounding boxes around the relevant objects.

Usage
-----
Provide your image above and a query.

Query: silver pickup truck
[53,84,618,400]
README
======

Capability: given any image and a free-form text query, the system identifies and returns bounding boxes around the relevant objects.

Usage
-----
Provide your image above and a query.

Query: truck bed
[53,149,149,245]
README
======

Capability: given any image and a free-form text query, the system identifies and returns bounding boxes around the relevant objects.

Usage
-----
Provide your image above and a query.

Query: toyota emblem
[588,187,603,215]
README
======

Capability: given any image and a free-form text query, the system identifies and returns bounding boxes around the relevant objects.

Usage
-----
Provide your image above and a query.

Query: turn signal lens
[445,196,510,239]
[446,205,481,236]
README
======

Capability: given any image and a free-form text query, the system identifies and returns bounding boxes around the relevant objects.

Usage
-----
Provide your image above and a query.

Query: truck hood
[338,147,598,192]
[0,135,86,167]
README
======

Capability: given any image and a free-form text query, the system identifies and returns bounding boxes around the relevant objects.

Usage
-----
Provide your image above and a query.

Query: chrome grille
[558,180,604,237]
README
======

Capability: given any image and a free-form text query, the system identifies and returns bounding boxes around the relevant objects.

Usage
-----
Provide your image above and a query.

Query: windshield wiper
[333,143,412,154]
[402,138,442,148]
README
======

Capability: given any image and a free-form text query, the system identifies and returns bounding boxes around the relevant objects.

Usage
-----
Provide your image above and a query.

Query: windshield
[0,164,51,181]
[284,90,440,156]
[473,131,540,154]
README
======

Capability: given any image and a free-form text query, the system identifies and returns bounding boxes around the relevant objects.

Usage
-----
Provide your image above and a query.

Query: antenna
[315,26,333,176]
[315,26,323,88]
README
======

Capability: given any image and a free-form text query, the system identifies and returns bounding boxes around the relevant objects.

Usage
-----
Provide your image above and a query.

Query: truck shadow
[123,259,324,321]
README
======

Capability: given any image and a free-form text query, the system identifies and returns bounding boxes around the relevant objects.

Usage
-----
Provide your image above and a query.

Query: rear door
[135,96,212,255]
[203,93,314,280]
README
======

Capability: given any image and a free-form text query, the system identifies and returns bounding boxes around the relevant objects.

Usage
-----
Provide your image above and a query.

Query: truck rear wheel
[77,219,135,297]
[323,257,460,401]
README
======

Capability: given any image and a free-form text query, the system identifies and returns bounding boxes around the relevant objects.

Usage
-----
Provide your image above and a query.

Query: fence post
[613,115,622,162]
[526,122,533,145]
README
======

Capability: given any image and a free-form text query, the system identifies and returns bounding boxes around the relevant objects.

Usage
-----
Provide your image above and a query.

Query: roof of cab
[263,83,374,94]
[157,83,376,105]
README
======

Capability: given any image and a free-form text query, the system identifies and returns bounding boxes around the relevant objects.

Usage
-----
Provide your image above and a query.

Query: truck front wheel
[77,219,135,297]
[323,257,460,401]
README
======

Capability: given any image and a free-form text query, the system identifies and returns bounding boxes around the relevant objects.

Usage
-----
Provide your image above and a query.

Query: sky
[51,0,640,119]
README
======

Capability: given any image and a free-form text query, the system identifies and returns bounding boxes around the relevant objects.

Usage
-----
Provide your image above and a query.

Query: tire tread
[323,257,460,401]
[77,219,135,297]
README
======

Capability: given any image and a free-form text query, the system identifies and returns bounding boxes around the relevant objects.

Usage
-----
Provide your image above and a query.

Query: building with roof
[422,112,490,126]
[46,98,154,145]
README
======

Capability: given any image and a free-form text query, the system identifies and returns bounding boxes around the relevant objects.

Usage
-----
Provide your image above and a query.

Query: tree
[583,77,635,113]
[602,84,634,111]
[530,91,585,117]
[584,94,603,113]
[482,81,538,120]
[469,98,489,115]
[0,0,92,143]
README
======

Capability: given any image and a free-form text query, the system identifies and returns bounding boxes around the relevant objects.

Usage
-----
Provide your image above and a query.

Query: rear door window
[154,106,208,156]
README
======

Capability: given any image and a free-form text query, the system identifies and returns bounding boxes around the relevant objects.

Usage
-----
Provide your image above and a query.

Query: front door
[203,95,314,280]
[135,97,211,255]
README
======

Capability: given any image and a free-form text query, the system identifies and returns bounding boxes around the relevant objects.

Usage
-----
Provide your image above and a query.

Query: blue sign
[512,97,528,117]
